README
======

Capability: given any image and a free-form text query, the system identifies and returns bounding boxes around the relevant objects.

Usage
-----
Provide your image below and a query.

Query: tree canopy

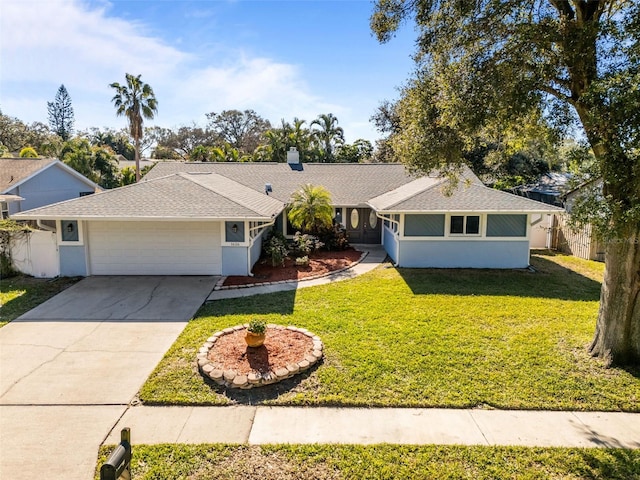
[47,84,74,141]
[110,73,158,182]
[371,0,640,364]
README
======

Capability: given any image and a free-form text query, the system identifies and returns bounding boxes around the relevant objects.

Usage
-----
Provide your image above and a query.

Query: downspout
[246,220,276,277]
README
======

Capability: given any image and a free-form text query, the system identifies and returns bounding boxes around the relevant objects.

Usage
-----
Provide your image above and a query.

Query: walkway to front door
[345,207,381,244]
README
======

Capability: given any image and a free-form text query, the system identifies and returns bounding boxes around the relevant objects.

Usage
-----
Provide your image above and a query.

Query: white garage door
[88,221,221,275]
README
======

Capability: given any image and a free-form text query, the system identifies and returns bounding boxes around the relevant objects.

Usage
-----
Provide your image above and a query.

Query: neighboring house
[511,172,572,207]
[13,155,561,277]
[0,158,101,217]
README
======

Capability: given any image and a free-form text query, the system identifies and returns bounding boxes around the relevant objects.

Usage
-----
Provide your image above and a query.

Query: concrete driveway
[0,275,216,479]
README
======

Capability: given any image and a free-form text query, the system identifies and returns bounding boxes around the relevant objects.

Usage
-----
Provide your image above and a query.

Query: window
[1,202,8,219]
[450,215,480,235]
[334,208,343,226]
[61,220,79,242]
[404,214,445,237]
[350,209,359,229]
[369,210,378,229]
[486,214,527,237]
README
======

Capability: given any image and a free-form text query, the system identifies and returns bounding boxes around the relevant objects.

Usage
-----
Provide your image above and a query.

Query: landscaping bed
[223,248,363,286]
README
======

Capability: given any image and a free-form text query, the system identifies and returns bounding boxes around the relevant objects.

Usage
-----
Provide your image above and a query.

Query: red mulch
[207,329,313,375]
[223,248,362,286]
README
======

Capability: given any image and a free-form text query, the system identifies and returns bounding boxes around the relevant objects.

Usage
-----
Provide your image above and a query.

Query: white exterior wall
[384,212,532,269]
[86,221,222,275]
[10,230,59,278]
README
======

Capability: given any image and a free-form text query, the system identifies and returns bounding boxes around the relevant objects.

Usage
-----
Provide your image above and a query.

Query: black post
[100,428,131,480]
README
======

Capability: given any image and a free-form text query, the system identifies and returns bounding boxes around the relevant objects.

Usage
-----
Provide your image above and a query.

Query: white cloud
[0,0,378,142]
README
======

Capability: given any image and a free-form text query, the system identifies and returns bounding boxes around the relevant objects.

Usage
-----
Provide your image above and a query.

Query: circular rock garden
[196,324,323,389]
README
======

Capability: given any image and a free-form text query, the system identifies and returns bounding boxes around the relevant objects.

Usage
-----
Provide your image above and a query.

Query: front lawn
[0,275,79,328]
[139,252,640,410]
[96,444,640,480]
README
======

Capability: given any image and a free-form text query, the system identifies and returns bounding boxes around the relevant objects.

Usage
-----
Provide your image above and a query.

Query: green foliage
[0,112,58,154]
[110,73,158,181]
[47,84,74,141]
[335,138,374,163]
[206,109,271,156]
[87,128,135,160]
[317,222,350,251]
[0,143,9,158]
[18,146,37,158]
[287,184,334,234]
[0,220,31,278]
[310,113,344,163]
[262,229,290,267]
[291,231,323,256]
[247,319,266,334]
[60,138,120,188]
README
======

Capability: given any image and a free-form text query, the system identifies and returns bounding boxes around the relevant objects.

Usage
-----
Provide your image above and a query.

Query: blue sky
[1,0,417,144]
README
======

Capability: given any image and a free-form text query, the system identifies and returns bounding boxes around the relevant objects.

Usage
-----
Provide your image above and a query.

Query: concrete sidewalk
[106,405,640,449]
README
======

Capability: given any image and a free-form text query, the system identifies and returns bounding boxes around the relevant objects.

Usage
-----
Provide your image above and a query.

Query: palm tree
[109,74,158,182]
[310,113,344,163]
[287,184,334,234]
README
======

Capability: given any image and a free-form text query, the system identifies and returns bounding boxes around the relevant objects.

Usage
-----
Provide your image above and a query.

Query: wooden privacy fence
[551,214,605,262]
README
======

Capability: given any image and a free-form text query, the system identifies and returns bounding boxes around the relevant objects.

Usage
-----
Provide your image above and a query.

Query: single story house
[1,158,101,218]
[13,155,562,276]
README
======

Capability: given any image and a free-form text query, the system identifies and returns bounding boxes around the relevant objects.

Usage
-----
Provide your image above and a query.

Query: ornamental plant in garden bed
[223,248,362,287]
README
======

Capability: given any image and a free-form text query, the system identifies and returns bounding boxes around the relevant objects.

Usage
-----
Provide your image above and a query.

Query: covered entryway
[346,207,382,244]
[87,221,222,275]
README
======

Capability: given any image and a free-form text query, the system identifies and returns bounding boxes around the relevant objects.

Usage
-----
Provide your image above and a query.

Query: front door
[346,208,381,244]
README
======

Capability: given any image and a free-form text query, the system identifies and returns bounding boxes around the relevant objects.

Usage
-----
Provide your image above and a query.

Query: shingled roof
[0,158,57,193]
[13,173,285,221]
[144,162,419,206]
[369,175,564,213]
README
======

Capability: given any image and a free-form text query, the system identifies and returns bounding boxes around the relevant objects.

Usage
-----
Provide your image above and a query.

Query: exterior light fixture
[232,224,238,233]
[67,223,74,233]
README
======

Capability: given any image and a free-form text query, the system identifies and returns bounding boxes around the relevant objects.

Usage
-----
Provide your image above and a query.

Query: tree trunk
[134,137,141,183]
[589,226,640,365]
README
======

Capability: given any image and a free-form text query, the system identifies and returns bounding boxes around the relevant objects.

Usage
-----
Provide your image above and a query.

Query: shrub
[295,256,309,266]
[292,231,324,256]
[318,223,350,251]
[19,146,38,158]
[262,229,290,267]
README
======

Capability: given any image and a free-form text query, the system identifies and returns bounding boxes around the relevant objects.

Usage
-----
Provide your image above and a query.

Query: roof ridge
[179,172,282,216]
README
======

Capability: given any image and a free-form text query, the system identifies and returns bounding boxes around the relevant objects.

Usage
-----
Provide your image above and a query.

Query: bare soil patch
[223,248,362,286]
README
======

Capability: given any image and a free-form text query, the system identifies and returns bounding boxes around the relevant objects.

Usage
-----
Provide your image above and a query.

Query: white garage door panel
[88,221,221,275]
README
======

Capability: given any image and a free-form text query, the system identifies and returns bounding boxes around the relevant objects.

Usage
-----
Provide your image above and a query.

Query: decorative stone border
[197,324,323,390]
[213,250,368,290]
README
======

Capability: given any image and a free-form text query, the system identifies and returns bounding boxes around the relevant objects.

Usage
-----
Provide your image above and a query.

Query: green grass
[0,275,79,328]
[96,444,640,480]
[139,252,640,410]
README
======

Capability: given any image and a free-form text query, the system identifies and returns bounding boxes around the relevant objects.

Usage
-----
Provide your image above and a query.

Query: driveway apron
[0,275,216,479]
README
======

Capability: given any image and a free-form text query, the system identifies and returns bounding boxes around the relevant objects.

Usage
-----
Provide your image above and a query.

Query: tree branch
[548,0,575,19]
[539,84,574,104]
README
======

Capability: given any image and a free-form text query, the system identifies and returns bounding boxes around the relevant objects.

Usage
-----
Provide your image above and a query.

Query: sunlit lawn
[0,275,79,328]
[139,252,639,411]
[96,444,640,480]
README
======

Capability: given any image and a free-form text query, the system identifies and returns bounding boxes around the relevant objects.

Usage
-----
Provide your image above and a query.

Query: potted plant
[245,319,267,347]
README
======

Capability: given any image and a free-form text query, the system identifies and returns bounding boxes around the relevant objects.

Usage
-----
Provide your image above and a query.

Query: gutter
[36,219,56,232]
